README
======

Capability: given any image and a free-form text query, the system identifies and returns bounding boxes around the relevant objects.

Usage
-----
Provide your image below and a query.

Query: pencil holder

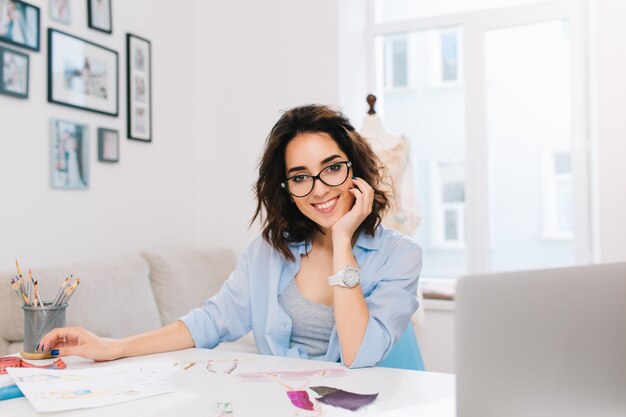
[21,303,67,360]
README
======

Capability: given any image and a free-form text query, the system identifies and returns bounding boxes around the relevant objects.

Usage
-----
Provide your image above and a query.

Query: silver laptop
[455,263,626,417]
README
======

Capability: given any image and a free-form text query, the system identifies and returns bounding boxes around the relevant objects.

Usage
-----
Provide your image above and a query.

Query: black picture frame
[48,29,118,116]
[97,127,119,162]
[87,0,112,34]
[50,119,89,190]
[0,0,40,51]
[126,33,152,142]
[0,45,28,98]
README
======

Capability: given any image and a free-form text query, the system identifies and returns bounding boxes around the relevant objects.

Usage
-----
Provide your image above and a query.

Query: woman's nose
[310,178,330,196]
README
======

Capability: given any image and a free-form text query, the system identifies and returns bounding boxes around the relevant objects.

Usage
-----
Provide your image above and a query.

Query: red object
[0,357,66,375]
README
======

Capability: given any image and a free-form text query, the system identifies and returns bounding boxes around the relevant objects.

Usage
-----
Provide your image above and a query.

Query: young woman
[38,105,422,368]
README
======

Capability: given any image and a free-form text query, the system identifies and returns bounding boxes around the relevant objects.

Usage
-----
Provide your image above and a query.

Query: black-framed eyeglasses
[281,161,352,198]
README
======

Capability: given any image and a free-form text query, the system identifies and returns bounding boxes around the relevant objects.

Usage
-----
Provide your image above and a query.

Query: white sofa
[0,248,258,357]
[0,249,424,358]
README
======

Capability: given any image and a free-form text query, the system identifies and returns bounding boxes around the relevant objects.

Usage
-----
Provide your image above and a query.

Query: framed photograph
[0,45,28,98]
[0,0,40,51]
[87,0,111,34]
[50,119,89,190]
[126,33,151,141]
[49,0,70,24]
[48,29,118,116]
[97,127,119,162]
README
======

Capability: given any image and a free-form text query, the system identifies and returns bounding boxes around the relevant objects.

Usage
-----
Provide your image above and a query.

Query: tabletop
[0,348,455,417]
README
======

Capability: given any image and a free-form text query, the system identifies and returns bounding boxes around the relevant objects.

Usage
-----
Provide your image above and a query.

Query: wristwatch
[328,266,361,288]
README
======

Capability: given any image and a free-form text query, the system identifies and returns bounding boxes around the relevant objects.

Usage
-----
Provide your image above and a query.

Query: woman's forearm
[116,320,195,359]
[332,235,369,366]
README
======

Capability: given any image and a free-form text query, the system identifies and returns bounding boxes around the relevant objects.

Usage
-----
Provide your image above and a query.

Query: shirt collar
[287,226,382,254]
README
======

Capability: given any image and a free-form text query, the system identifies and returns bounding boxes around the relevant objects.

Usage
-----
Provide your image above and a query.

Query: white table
[0,348,455,416]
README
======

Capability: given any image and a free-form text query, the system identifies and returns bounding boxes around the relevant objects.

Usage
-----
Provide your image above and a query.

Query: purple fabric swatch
[315,388,379,411]
[309,386,338,396]
[287,390,315,410]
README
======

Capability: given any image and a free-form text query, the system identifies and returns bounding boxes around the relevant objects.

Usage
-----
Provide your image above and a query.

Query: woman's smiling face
[283,132,355,231]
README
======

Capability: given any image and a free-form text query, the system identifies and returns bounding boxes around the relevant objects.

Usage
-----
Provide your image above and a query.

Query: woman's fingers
[351,177,374,215]
[38,326,86,352]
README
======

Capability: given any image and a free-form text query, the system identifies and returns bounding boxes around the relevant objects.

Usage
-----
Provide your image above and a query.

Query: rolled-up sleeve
[345,239,422,368]
[179,248,252,349]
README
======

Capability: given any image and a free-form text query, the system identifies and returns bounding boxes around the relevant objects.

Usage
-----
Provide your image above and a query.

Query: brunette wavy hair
[252,104,390,262]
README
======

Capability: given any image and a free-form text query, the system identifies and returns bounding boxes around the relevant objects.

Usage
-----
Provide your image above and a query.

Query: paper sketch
[266,370,330,413]
[7,361,177,412]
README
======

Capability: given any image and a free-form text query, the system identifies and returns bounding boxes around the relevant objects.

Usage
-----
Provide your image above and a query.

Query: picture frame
[48,29,118,116]
[87,0,112,34]
[50,119,89,190]
[0,45,28,98]
[49,0,70,25]
[0,0,40,51]
[126,33,151,142]
[97,127,119,162]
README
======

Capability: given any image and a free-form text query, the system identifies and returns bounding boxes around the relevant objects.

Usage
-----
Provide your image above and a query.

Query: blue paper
[0,384,24,401]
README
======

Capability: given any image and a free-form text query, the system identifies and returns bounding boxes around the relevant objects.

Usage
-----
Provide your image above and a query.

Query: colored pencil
[15,260,22,278]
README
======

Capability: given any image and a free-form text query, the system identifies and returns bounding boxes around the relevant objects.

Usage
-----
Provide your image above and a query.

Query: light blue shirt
[179,225,422,368]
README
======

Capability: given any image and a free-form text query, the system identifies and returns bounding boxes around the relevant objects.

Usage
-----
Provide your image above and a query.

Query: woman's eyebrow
[286,154,342,175]
[321,154,342,165]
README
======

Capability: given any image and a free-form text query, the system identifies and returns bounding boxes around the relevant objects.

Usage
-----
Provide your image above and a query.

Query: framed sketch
[87,0,112,34]
[126,33,151,141]
[0,0,40,51]
[48,29,118,116]
[49,0,70,24]
[50,119,89,190]
[97,127,119,162]
[0,45,28,98]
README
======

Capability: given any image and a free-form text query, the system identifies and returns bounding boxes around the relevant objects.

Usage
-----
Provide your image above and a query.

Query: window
[542,150,573,240]
[430,160,466,248]
[485,20,578,271]
[426,28,462,86]
[370,1,590,277]
[375,27,467,278]
[440,31,458,82]
[384,35,408,88]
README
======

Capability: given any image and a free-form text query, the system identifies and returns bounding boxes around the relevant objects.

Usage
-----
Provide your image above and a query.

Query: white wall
[193,0,340,253]
[0,1,340,268]
[0,0,198,267]
[588,0,626,263]
[338,0,371,126]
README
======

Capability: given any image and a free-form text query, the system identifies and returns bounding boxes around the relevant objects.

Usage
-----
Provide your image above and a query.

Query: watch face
[342,268,360,287]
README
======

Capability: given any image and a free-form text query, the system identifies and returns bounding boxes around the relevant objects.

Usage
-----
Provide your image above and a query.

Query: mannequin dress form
[360,94,424,334]
[359,95,420,235]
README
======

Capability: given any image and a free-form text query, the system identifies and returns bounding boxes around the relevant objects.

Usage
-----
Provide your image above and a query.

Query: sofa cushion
[0,256,162,356]
[141,248,237,326]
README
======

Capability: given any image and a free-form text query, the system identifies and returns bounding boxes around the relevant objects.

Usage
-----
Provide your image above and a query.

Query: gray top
[278,279,335,357]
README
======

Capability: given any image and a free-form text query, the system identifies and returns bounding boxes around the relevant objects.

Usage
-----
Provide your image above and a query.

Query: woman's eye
[292,175,306,183]
[328,163,341,172]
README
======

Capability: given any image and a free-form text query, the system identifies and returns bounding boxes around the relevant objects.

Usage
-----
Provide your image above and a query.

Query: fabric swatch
[311,386,379,411]
[287,390,315,410]
[309,386,338,396]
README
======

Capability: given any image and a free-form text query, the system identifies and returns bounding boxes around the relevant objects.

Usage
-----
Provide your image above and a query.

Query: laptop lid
[455,263,626,417]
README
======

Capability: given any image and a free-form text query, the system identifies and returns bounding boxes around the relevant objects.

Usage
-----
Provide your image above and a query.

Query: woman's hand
[37,326,121,361]
[332,177,374,242]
